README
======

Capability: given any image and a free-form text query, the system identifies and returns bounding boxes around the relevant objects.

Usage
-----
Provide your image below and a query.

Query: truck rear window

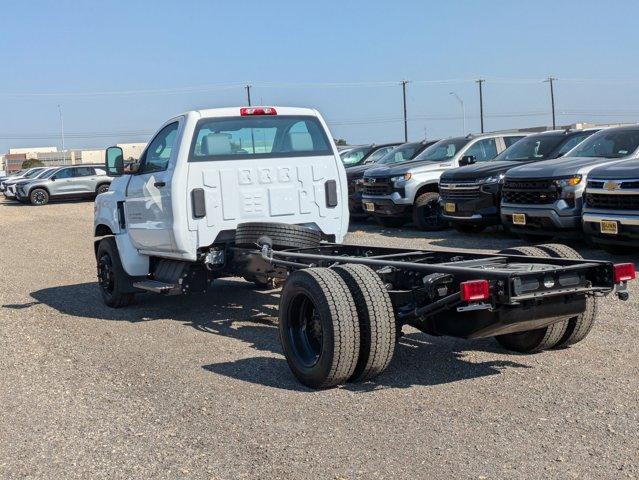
[189,115,332,161]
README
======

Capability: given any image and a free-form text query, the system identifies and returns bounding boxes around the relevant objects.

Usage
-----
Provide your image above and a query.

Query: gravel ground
[1,200,638,479]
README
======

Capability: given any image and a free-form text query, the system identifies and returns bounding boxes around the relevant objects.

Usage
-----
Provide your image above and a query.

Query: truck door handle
[154,181,166,188]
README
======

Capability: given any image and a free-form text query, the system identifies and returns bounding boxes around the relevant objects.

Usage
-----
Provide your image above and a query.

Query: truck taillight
[613,263,636,283]
[240,107,277,116]
[460,280,490,301]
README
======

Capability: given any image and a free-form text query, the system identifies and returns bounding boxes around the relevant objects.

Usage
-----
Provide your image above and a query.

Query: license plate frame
[444,202,456,213]
[363,202,375,212]
[600,220,618,235]
[512,213,526,225]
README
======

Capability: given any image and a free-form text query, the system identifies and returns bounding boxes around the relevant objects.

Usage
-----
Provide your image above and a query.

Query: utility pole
[449,92,466,135]
[476,79,485,133]
[245,84,252,106]
[57,104,65,164]
[401,80,409,142]
[545,76,557,129]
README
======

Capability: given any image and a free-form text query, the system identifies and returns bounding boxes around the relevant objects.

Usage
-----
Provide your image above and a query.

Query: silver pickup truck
[501,125,639,239]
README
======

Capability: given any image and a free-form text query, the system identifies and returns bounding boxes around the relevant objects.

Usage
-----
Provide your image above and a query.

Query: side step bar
[132,279,181,295]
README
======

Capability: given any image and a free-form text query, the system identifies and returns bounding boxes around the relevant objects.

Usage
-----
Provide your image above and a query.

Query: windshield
[24,168,43,178]
[493,135,566,162]
[413,138,470,162]
[341,146,373,166]
[38,169,56,179]
[566,129,639,159]
[190,115,332,161]
[377,143,421,165]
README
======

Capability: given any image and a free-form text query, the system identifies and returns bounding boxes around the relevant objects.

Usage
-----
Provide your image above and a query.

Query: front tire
[495,246,568,353]
[413,192,448,231]
[279,268,360,389]
[29,188,49,206]
[96,183,110,195]
[96,237,135,308]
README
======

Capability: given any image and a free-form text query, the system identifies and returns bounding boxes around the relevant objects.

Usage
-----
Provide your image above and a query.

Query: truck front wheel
[279,268,359,389]
[96,237,135,308]
[413,192,448,231]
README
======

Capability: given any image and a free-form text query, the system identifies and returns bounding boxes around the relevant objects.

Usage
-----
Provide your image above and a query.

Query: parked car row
[0,165,111,205]
[343,124,639,252]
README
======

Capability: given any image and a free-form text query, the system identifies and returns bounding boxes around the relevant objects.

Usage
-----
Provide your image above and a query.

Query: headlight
[554,175,582,187]
[479,173,505,184]
[390,173,412,183]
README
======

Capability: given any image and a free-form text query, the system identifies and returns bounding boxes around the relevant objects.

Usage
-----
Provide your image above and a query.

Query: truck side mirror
[105,146,124,177]
[460,155,476,166]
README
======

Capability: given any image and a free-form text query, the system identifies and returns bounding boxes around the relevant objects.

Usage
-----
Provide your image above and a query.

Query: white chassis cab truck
[94,106,633,389]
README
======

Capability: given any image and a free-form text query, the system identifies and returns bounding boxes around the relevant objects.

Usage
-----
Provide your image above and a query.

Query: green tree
[334,138,347,146]
[22,158,44,168]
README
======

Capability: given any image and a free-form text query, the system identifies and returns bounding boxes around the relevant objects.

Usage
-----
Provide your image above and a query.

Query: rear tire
[96,237,135,308]
[96,183,110,195]
[29,188,49,206]
[535,243,598,348]
[279,268,360,388]
[495,246,568,352]
[333,264,396,382]
[413,192,448,231]
[235,222,321,250]
[453,223,486,234]
[374,216,406,228]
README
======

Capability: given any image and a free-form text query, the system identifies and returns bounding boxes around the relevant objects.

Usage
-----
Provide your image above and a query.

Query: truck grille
[362,178,393,196]
[439,183,481,201]
[502,180,558,205]
[586,193,639,210]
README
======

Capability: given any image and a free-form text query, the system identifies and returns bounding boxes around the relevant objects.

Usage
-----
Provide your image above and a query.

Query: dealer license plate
[512,213,526,225]
[600,220,618,235]
[444,202,456,213]
[363,202,375,212]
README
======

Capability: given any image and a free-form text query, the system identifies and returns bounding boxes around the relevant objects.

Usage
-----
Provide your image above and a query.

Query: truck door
[185,111,345,247]
[125,121,180,253]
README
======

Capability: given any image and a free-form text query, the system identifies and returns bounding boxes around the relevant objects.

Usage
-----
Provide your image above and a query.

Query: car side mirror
[105,146,124,177]
[460,155,476,166]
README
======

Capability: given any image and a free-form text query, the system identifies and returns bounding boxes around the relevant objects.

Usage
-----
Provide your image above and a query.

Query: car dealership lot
[1,200,638,479]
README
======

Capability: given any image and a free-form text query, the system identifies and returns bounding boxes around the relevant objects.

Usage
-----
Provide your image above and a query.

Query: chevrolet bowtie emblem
[369,178,376,183]
[603,180,620,191]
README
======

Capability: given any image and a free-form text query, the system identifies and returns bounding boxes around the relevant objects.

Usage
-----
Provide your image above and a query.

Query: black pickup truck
[439,129,598,233]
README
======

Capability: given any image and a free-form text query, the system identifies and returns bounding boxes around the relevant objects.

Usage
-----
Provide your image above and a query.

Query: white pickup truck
[93,106,632,389]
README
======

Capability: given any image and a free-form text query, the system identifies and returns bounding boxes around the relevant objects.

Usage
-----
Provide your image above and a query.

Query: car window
[140,122,179,173]
[566,129,639,159]
[557,133,592,156]
[341,146,372,166]
[74,167,95,177]
[504,136,526,148]
[190,115,331,162]
[465,138,498,162]
[53,168,75,179]
[494,135,567,162]
[414,138,470,162]
[364,146,395,164]
[378,144,420,165]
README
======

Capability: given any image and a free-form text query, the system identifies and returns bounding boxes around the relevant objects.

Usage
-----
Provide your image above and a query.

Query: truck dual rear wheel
[96,237,135,308]
[235,222,322,250]
[279,268,360,388]
[535,243,598,348]
[495,246,568,353]
[333,264,396,382]
[413,192,448,231]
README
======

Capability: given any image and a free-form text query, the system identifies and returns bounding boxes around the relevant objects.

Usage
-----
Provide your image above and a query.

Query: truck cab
[360,132,526,230]
[94,106,348,290]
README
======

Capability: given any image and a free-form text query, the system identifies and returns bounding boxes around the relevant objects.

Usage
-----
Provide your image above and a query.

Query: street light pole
[57,104,66,164]
[545,76,557,129]
[401,80,409,142]
[476,79,485,133]
[449,92,466,135]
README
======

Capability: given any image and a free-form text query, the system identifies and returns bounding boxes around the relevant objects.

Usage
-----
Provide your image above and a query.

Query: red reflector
[613,263,636,283]
[460,280,490,301]
[240,107,277,116]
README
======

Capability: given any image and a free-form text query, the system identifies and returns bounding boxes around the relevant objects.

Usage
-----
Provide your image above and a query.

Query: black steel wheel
[279,268,359,388]
[96,237,135,308]
[413,192,448,231]
[96,183,110,195]
[29,188,49,206]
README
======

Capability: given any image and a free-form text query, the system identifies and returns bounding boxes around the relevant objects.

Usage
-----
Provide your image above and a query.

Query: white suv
[361,132,527,229]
